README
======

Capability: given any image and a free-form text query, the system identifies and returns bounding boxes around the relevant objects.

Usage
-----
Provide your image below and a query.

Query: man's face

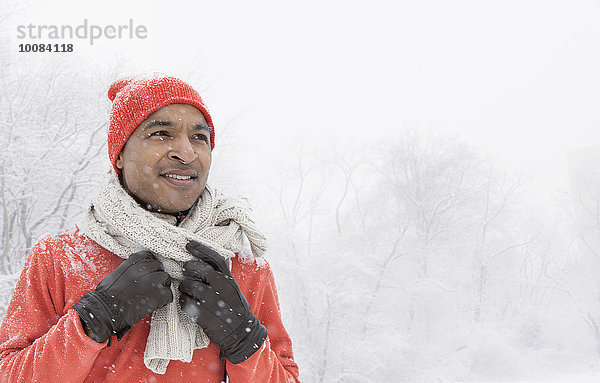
[116,103,212,214]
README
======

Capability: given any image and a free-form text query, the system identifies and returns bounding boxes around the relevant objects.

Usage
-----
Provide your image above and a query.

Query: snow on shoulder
[237,232,267,269]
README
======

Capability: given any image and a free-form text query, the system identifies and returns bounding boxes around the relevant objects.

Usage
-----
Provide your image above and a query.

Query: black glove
[179,241,268,364]
[73,251,173,344]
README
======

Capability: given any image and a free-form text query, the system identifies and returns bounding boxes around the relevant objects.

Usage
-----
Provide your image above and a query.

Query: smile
[160,171,198,188]
[164,174,193,180]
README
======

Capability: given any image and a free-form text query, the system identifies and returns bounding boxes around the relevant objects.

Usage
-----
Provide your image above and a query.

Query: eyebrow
[142,119,211,134]
[142,120,172,131]
[193,123,212,134]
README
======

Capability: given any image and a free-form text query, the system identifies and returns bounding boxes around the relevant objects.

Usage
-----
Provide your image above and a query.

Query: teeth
[164,174,192,180]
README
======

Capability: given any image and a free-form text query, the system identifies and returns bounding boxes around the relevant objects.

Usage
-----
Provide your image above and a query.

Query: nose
[167,136,198,164]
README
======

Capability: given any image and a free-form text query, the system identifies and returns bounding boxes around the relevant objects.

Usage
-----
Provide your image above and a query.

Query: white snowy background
[1,1,600,382]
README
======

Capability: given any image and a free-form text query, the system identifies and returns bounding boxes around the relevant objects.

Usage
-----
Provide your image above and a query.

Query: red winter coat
[0,229,299,382]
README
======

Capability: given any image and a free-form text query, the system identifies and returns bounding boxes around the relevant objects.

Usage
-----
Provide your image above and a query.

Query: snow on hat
[107,73,215,174]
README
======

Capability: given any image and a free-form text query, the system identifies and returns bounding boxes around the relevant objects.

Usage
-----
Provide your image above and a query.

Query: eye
[193,133,209,143]
[149,130,170,137]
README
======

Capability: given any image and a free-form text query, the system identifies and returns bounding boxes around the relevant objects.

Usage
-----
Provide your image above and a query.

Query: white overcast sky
[10,0,600,195]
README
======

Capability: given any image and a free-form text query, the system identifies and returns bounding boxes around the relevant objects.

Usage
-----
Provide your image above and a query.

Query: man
[0,74,300,382]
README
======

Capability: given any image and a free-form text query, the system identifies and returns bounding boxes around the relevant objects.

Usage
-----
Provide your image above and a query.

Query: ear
[116,154,123,170]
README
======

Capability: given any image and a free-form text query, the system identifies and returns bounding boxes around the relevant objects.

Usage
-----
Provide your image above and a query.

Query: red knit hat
[107,73,215,173]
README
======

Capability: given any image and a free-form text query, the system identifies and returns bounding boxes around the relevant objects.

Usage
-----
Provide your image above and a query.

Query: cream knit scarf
[81,172,267,374]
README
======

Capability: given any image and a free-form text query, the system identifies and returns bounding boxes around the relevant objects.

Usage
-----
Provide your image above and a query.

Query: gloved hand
[179,241,268,364]
[73,251,173,344]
